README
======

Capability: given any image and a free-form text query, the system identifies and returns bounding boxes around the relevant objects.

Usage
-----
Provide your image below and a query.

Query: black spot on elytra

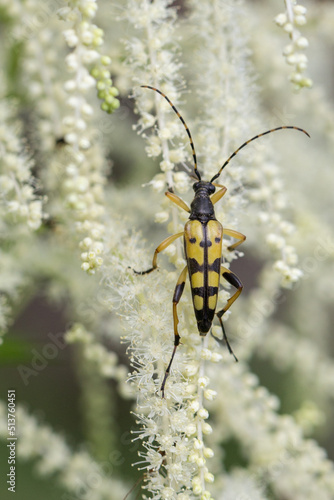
[192,286,218,297]
[192,287,204,297]
[188,258,204,274]
[200,239,212,247]
[208,258,221,273]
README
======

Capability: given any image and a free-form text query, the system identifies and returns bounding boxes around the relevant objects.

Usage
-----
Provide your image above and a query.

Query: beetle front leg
[134,232,184,275]
[215,266,243,361]
[210,183,227,205]
[165,191,191,213]
[161,265,188,397]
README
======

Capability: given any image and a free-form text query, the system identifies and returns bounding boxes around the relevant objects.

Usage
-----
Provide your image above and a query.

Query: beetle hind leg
[161,265,188,397]
[214,315,238,362]
[214,266,243,361]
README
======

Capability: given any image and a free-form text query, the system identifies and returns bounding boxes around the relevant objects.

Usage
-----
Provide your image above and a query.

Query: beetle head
[192,181,215,195]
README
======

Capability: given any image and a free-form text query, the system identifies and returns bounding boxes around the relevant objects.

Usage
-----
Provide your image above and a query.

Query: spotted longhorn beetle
[135,85,309,397]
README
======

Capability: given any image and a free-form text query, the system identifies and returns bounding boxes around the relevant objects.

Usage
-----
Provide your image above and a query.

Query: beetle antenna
[141,85,201,181]
[210,126,310,183]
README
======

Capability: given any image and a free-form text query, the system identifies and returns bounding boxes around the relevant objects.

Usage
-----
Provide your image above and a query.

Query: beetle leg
[134,232,184,274]
[210,183,227,205]
[161,265,188,397]
[224,228,246,251]
[165,191,190,212]
[215,266,243,361]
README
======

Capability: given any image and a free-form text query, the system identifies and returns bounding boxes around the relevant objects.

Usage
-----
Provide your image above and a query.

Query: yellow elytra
[184,219,223,333]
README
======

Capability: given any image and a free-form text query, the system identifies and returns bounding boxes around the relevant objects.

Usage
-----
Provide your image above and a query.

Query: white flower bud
[63,29,78,48]
[198,408,209,419]
[274,13,287,26]
[204,389,217,401]
[185,424,196,436]
[295,15,306,26]
[155,211,169,223]
[203,447,214,459]
[296,36,309,49]
[202,423,213,435]
[81,262,90,271]
[211,352,222,363]
[65,53,79,72]
[283,22,293,33]
[198,376,209,388]
[189,400,200,413]
[293,5,307,15]
[160,160,173,172]
[204,471,214,483]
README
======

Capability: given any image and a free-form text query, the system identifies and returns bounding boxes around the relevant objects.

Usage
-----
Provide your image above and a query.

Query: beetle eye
[208,184,215,194]
[193,182,200,191]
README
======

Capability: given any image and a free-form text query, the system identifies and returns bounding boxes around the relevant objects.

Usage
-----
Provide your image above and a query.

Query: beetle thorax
[189,181,216,222]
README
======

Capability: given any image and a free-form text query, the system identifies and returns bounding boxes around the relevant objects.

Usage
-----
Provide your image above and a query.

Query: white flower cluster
[0,401,128,499]
[115,263,223,498]
[65,323,128,386]
[0,101,44,231]
[59,1,112,274]
[253,170,303,288]
[60,0,120,114]
[274,1,312,89]
[125,0,189,199]
[13,4,66,151]
[210,361,334,499]
[61,149,106,274]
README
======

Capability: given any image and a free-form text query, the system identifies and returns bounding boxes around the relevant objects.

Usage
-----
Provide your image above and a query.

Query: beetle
[135,85,309,397]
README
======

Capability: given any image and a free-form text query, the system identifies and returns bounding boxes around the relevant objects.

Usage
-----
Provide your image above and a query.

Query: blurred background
[0,0,334,498]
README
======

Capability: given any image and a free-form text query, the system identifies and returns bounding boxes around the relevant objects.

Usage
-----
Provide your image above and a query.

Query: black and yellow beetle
[135,85,309,396]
